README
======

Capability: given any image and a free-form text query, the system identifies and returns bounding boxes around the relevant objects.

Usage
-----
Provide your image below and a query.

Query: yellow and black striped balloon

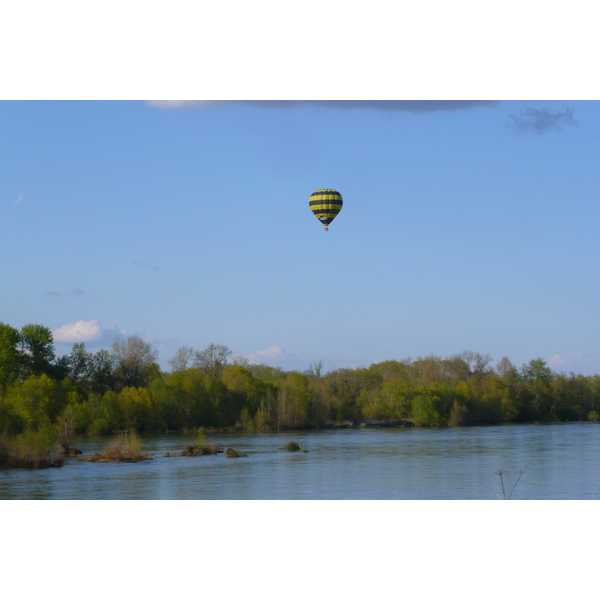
[309,189,343,230]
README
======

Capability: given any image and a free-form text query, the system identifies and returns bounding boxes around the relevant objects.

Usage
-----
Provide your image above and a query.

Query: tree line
[1,321,600,440]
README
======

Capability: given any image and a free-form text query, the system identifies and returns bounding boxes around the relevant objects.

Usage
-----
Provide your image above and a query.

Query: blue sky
[3,99,600,374]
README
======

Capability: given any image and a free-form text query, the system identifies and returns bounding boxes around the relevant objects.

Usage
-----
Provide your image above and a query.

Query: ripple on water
[1,423,599,499]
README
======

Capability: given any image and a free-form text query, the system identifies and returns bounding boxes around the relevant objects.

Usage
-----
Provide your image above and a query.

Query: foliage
[284,441,301,451]
[19,323,59,379]
[10,374,60,430]
[5,320,600,435]
[0,322,23,389]
[118,386,151,429]
[55,405,78,451]
[87,431,150,462]
[0,429,62,469]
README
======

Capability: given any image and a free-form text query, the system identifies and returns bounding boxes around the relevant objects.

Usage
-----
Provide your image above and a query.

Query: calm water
[2,422,600,499]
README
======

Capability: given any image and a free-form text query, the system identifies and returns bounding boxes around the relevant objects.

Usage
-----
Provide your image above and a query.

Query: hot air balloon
[309,189,343,231]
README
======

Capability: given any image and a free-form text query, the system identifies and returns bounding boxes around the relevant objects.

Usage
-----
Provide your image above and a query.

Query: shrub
[181,444,218,456]
[284,442,301,451]
[55,406,78,451]
[104,432,142,459]
[0,430,63,469]
[226,447,247,457]
[448,401,469,427]
[88,418,111,436]
[411,394,439,426]
[85,431,151,462]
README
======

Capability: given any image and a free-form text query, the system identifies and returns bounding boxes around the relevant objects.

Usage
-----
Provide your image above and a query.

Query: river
[1,422,599,499]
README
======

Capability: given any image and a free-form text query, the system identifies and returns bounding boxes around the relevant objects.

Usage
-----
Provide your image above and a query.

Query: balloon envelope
[309,189,343,228]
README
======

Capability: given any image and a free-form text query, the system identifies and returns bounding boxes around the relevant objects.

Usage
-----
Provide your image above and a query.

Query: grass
[0,432,64,469]
[84,431,152,462]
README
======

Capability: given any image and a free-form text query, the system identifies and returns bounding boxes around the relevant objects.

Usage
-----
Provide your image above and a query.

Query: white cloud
[245,345,289,363]
[548,353,586,368]
[548,354,567,366]
[54,319,102,343]
[14,193,23,206]
[242,345,348,372]
[243,345,315,370]
[108,325,128,335]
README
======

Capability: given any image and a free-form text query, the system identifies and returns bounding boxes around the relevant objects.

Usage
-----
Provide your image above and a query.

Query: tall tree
[496,356,519,380]
[111,335,158,388]
[19,323,57,379]
[168,345,195,372]
[193,343,231,380]
[0,322,23,389]
[521,358,553,383]
[88,349,115,392]
[304,360,324,379]
[68,342,90,385]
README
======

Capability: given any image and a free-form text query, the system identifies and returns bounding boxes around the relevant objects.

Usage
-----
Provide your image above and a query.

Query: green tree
[118,387,152,430]
[0,322,23,389]
[521,358,553,383]
[308,377,332,428]
[222,364,266,418]
[88,348,115,393]
[10,374,60,430]
[549,373,588,421]
[380,379,414,420]
[325,367,374,423]
[0,392,22,435]
[19,323,57,379]
[277,372,311,429]
[161,368,212,429]
[208,379,240,427]
[68,342,90,385]
[520,358,553,420]
[469,376,504,424]
[95,390,123,434]
[411,393,438,426]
